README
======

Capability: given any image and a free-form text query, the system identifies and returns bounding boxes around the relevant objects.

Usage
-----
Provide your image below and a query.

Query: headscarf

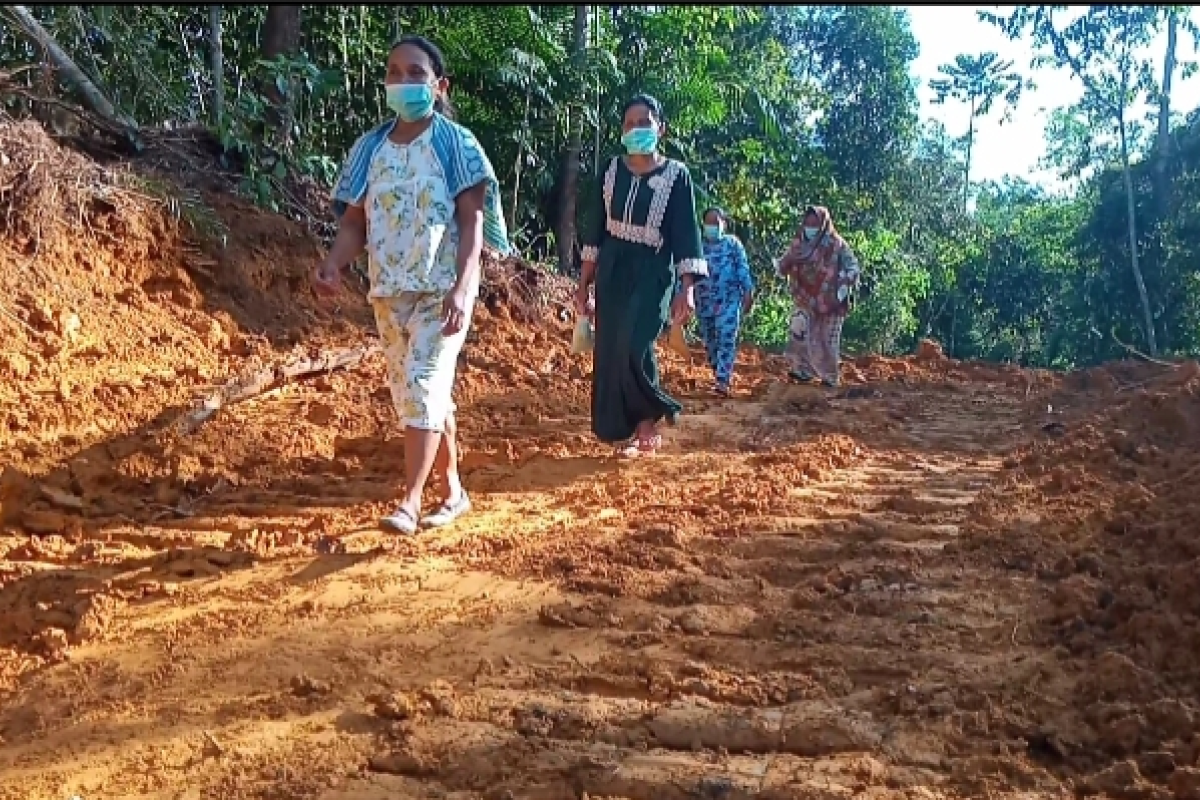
[778,205,851,314]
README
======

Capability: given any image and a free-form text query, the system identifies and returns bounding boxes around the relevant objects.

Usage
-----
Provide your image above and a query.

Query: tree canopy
[0,3,1196,368]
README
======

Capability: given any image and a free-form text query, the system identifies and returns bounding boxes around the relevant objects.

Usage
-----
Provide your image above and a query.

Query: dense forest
[0,4,1195,368]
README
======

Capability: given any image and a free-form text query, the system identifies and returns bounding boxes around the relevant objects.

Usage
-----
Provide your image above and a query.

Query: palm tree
[929,51,1025,211]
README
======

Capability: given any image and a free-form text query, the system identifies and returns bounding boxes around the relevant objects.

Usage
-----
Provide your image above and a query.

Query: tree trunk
[556,4,590,275]
[262,5,303,61]
[1153,11,1178,218]
[7,4,142,150]
[260,5,303,142]
[509,62,535,234]
[209,5,225,127]
[1119,113,1157,356]
[592,4,602,176]
[963,96,975,213]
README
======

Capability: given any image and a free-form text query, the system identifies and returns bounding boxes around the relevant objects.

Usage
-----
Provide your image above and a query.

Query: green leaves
[10,3,1200,365]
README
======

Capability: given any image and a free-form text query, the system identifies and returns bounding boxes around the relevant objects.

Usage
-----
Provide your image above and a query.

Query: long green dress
[581,156,707,444]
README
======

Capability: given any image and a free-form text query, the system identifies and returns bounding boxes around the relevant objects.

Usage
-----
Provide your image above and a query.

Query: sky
[905,5,1200,192]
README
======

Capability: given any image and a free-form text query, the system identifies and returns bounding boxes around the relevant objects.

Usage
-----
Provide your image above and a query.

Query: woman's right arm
[314,204,367,291]
[578,166,609,293]
[777,229,803,275]
[326,205,367,267]
[316,131,375,290]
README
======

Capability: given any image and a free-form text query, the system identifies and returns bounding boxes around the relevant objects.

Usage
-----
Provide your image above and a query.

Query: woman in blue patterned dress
[312,36,510,534]
[697,206,754,395]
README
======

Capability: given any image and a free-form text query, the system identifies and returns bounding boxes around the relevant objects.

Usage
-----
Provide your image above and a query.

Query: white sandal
[380,506,420,535]
[422,492,471,528]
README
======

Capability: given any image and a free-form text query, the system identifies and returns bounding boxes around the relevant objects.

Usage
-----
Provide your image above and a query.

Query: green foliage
[841,228,929,355]
[742,287,793,352]
[1,4,1199,368]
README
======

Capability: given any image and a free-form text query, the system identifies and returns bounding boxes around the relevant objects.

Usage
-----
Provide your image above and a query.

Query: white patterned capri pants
[371,291,473,432]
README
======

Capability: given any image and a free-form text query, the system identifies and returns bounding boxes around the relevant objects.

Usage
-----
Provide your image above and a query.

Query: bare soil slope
[1,121,1198,800]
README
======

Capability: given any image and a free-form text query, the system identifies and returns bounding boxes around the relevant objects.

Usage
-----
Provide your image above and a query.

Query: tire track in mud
[320,380,1046,799]
[361,385,1040,800]
[0,376,1062,800]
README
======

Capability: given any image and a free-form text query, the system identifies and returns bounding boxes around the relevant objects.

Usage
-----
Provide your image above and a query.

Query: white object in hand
[571,317,595,354]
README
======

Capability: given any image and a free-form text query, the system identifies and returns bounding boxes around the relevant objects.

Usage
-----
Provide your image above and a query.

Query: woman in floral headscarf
[777,205,860,388]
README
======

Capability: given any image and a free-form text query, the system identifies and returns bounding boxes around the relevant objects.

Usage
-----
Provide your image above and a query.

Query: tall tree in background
[987,6,1162,355]
[261,4,302,143]
[209,5,224,127]
[928,51,1024,212]
[556,5,589,275]
[808,6,921,225]
[1153,10,1181,219]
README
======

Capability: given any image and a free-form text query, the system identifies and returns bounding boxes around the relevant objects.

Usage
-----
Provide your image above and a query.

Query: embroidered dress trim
[600,157,683,251]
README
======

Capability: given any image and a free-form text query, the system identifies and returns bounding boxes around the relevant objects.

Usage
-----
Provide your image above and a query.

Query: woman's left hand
[442,285,470,335]
[670,287,695,326]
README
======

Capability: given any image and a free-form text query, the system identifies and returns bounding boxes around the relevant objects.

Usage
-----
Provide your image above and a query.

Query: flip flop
[380,506,419,535]
[637,434,662,455]
[617,443,642,459]
[422,492,471,528]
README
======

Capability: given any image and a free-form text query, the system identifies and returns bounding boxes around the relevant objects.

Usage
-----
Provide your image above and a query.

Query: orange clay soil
[2,121,1200,800]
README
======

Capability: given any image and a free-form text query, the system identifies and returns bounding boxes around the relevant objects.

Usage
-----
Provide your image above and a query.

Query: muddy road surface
[5,358,1192,800]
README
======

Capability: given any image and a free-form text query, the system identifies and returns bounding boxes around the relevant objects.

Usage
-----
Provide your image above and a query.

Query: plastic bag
[571,317,595,354]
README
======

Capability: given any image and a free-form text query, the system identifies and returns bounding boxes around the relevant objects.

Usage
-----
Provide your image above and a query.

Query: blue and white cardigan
[330,113,511,257]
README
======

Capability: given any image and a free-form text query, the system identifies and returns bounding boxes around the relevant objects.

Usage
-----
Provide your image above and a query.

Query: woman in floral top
[574,94,707,457]
[313,35,510,534]
[777,205,860,388]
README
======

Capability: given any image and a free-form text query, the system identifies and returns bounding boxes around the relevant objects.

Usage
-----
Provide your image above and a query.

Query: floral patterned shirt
[698,234,754,310]
[364,129,461,297]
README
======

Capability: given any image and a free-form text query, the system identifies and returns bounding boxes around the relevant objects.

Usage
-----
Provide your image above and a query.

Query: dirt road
[4,121,1200,800]
[0,357,1088,800]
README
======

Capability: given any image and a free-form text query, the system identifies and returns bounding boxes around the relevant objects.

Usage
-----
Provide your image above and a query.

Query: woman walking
[777,205,860,388]
[697,206,754,396]
[313,35,509,534]
[574,94,708,457]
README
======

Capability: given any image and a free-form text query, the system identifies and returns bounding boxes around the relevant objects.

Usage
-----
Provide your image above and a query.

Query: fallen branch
[4,4,143,151]
[0,82,134,144]
[1110,327,1176,369]
[1114,358,1200,394]
[176,344,380,434]
[39,483,84,510]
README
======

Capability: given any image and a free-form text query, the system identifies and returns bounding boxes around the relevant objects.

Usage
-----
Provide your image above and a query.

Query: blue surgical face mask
[803,226,820,240]
[703,224,721,241]
[385,82,436,122]
[621,126,659,155]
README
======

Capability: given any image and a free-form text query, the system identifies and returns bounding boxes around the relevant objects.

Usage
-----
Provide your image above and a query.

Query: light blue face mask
[621,126,659,155]
[385,82,436,122]
[803,226,820,240]
[703,224,721,241]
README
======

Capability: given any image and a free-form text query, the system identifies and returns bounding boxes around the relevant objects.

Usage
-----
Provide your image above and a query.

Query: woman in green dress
[573,94,708,457]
